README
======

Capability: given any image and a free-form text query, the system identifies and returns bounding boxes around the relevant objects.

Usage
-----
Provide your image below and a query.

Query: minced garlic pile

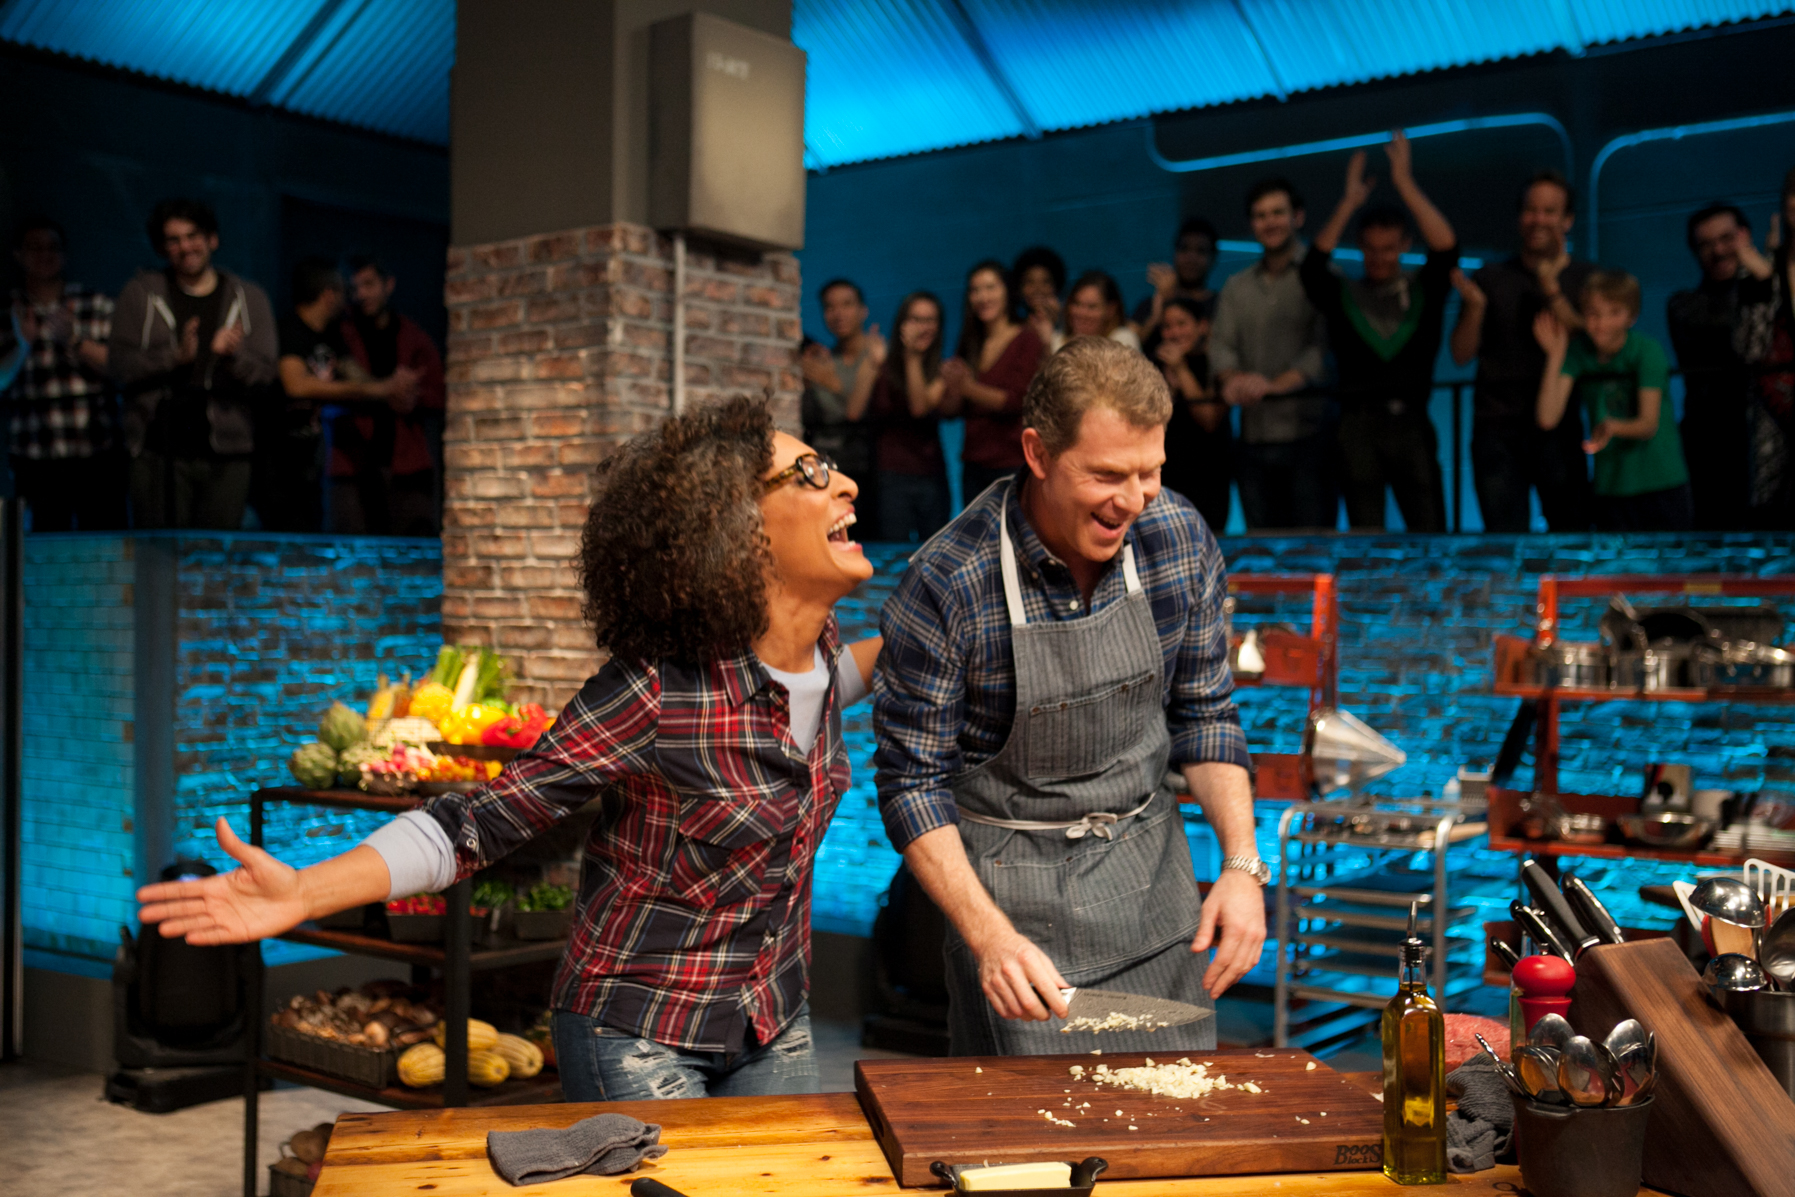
[1068,1058,1265,1100]
[1060,1012,1166,1034]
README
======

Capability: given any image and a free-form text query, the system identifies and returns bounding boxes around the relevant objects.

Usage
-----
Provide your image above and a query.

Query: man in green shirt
[1534,270,1691,531]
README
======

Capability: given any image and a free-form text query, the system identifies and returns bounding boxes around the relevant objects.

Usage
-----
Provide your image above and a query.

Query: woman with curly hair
[136,395,881,1100]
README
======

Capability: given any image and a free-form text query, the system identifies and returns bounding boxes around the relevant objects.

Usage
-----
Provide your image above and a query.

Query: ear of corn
[468,1049,511,1087]
[432,1018,498,1052]
[491,1032,544,1079]
[397,1042,445,1088]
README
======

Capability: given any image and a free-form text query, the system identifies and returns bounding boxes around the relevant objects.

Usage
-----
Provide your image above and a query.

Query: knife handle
[1521,860,1600,956]
[1510,900,1574,962]
[1561,874,1626,946]
[632,1181,690,1197]
[1488,937,1521,970]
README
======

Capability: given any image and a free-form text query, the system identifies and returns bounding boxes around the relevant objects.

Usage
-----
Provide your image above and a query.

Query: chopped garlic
[975,1066,983,1073]
[1304,1061,1317,1071]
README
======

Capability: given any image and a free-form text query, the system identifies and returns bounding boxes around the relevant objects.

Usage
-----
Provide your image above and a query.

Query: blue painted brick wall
[169,537,442,915]
[21,534,138,961]
[26,530,1794,969]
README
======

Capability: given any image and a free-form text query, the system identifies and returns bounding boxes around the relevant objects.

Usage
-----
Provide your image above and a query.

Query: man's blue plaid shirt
[873,476,1250,852]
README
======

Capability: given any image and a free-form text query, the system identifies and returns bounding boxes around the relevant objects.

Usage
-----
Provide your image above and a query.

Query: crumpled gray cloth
[487,1113,669,1186]
[1444,1055,1516,1173]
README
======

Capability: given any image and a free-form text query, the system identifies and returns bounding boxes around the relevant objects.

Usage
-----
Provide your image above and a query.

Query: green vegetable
[429,645,464,689]
[319,701,368,751]
[289,741,340,790]
[518,882,574,912]
[473,648,513,706]
[471,879,515,910]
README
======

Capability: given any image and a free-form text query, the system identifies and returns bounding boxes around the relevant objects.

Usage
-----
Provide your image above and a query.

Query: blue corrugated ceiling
[0,0,1786,159]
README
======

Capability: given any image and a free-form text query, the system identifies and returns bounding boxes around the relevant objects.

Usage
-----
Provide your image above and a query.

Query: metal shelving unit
[241,786,563,1197]
[1272,797,1486,1049]
[1227,573,1338,801]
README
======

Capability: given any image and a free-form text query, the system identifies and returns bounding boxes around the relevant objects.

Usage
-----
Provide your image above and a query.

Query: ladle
[1691,876,1768,958]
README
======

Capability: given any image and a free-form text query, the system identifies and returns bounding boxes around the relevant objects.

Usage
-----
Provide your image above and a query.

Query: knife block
[1570,938,1795,1197]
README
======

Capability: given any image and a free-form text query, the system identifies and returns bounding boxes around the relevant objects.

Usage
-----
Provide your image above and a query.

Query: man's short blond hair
[1022,335,1172,456]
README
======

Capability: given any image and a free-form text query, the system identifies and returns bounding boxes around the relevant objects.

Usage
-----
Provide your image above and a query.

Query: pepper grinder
[1512,954,1576,1035]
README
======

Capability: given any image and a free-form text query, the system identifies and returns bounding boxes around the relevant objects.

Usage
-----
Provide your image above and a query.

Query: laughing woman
[137,396,880,1101]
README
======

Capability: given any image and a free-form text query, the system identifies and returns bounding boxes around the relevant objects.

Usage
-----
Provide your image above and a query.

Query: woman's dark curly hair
[578,395,775,664]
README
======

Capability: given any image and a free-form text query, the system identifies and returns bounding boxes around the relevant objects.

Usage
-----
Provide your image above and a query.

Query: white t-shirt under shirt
[363,647,869,899]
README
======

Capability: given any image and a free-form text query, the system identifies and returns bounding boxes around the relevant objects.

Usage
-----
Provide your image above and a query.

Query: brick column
[441,223,801,708]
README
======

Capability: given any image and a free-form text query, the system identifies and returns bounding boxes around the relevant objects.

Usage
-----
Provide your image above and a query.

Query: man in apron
[874,336,1264,1055]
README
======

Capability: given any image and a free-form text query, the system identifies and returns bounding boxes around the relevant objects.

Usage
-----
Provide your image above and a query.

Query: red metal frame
[1231,573,1338,799]
[1512,574,1795,793]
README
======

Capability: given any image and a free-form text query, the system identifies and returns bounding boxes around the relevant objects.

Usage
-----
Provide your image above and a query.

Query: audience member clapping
[1064,271,1141,351]
[866,291,952,542]
[1733,170,1795,529]
[1147,297,1230,531]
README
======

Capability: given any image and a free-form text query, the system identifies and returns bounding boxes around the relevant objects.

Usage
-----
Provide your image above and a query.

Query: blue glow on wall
[23,531,1795,984]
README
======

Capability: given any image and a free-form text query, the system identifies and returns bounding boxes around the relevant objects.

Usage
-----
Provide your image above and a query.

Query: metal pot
[1538,642,1608,689]
[1697,640,1795,690]
[1613,642,1693,692]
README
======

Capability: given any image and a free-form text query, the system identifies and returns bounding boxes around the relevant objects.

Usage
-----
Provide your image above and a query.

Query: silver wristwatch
[1221,855,1271,886]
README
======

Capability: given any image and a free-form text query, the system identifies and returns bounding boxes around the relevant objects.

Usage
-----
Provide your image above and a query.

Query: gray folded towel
[487,1113,669,1186]
[1444,1055,1516,1174]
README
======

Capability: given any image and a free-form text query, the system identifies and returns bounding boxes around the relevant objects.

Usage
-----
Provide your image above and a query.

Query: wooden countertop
[312,1081,1666,1196]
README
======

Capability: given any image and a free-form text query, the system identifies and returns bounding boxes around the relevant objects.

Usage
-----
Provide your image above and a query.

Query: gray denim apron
[943,486,1215,1055]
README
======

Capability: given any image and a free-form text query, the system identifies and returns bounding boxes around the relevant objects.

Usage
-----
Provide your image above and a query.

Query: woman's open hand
[137,816,311,945]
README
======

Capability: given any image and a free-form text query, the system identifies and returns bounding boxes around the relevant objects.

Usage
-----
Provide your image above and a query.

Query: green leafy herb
[518,882,574,912]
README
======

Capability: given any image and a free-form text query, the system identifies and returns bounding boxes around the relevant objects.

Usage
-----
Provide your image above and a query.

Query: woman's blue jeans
[552,1006,820,1101]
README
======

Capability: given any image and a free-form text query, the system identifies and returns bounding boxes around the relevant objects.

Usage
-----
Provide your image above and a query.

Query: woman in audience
[1146,296,1231,531]
[943,259,1047,501]
[1064,270,1143,351]
[1012,245,1067,353]
[867,291,952,542]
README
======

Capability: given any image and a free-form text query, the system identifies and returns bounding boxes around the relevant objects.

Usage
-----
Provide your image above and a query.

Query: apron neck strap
[998,482,1141,629]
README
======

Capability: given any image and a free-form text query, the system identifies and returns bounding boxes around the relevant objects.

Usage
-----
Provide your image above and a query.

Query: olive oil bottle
[1381,901,1446,1185]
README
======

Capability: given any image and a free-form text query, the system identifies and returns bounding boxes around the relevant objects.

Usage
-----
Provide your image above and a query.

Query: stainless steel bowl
[1617,811,1713,849]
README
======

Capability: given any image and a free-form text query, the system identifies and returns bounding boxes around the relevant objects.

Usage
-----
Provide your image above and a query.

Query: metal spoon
[1472,1032,1529,1099]
[1529,1012,1575,1053]
[1514,1045,1566,1104]
[1558,1035,1620,1107]
[1602,1019,1652,1106]
[1760,906,1795,990]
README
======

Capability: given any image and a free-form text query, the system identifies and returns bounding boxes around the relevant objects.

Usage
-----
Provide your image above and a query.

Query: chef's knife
[1056,987,1214,1030]
[1521,860,1602,957]
[1561,873,1627,946]
[1511,899,1575,962]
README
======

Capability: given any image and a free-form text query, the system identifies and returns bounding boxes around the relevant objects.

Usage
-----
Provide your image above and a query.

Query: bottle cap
[1399,899,1429,966]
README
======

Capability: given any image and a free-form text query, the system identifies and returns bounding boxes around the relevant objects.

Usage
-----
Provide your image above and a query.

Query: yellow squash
[432,1017,499,1052]
[491,1032,544,1079]
[397,1042,444,1088]
[468,1049,511,1087]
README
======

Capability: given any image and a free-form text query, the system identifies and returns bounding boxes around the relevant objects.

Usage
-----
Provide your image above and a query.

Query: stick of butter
[958,1162,1073,1191]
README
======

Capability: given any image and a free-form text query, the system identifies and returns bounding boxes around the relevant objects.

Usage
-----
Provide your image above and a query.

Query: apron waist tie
[957,794,1155,841]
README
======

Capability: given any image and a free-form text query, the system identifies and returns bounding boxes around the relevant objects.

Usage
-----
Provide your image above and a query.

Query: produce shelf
[244,785,567,1197]
[278,926,567,970]
[256,1057,561,1110]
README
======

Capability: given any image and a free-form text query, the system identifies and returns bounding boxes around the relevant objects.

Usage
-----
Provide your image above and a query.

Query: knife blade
[1561,873,1626,946]
[1521,859,1601,957]
[1510,899,1574,962]
[1056,987,1214,1031]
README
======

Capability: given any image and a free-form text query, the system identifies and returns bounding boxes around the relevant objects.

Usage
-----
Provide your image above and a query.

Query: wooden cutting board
[855,1049,1386,1187]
